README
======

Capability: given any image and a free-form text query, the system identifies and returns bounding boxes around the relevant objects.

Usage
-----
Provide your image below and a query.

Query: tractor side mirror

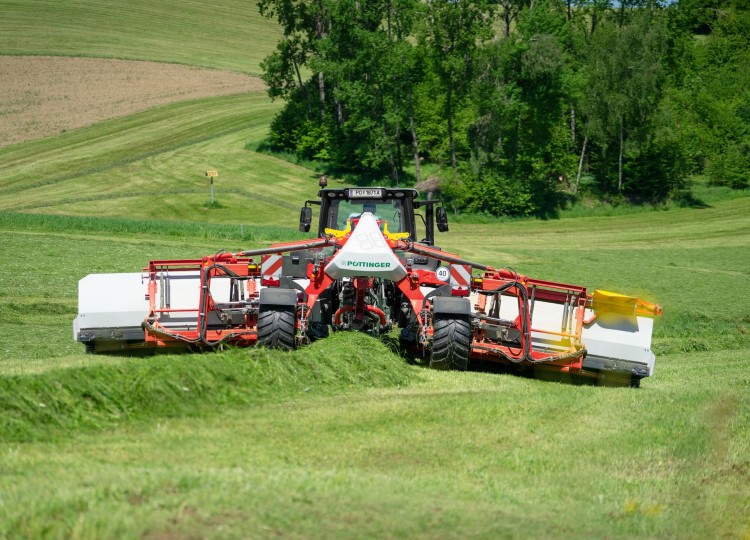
[299,206,313,232]
[436,206,449,232]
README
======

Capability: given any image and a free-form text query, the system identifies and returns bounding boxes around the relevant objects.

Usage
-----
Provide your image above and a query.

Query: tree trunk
[395,123,403,173]
[574,136,588,195]
[386,0,392,37]
[292,55,303,90]
[318,72,326,120]
[570,106,576,144]
[503,0,511,37]
[497,123,503,154]
[515,112,521,167]
[292,56,310,118]
[408,89,421,184]
[591,10,598,35]
[618,121,624,192]
[383,119,398,185]
[446,87,457,172]
[334,99,344,126]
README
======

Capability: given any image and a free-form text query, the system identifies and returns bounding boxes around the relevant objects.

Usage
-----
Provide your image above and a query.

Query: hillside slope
[0,0,279,74]
[0,56,265,147]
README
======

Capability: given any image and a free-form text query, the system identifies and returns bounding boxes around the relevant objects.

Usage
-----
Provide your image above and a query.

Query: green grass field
[0,0,279,74]
[1,2,749,538]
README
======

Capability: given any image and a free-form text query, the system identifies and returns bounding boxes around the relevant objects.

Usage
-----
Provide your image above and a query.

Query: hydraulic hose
[238,238,330,257]
[144,261,254,348]
[405,242,491,271]
[334,305,387,326]
[475,280,586,365]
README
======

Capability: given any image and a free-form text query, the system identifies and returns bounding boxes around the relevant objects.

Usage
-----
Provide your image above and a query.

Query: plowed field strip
[0,56,265,147]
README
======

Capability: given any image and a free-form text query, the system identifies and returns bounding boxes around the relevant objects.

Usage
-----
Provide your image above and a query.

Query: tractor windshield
[330,198,406,233]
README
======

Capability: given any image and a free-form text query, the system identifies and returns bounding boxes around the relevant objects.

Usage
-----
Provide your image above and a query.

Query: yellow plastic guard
[324,219,409,242]
[382,222,410,241]
[592,290,663,318]
[324,221,352,239]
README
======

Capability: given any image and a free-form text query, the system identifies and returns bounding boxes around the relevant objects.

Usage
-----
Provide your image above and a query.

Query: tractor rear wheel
[257,307,296,350]
[430,316,471,370]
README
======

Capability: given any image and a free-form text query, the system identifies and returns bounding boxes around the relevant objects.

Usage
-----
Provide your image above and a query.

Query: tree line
[258,0,749,216]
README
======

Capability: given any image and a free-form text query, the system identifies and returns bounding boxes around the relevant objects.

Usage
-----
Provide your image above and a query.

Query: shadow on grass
[382,331,638,388]
[672,189,711,209]
[470,358,640,388]
[86,331,637,388]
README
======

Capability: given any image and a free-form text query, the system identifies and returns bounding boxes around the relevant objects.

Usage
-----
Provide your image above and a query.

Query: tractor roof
[318,187,419,200]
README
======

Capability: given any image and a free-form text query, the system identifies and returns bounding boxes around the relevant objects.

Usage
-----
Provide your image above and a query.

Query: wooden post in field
[206,169,218,204]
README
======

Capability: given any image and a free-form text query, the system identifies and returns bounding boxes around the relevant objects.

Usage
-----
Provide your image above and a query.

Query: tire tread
[430,316,471,370]
[257,308,296,350]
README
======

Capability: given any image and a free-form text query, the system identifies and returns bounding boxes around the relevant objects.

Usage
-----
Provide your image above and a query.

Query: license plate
[349,188,382,198]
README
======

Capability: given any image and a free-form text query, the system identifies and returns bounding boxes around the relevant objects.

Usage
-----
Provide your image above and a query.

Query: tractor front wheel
[257,307,296,350]
[430,316,471,370]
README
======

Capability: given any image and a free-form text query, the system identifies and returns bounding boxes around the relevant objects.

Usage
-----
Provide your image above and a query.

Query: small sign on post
[206,169,218,204]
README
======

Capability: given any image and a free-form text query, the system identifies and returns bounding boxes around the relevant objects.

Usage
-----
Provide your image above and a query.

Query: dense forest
[258,0,749,216]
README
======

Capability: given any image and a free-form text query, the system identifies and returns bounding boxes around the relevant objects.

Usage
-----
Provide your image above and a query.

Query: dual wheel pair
[257,305,472,371]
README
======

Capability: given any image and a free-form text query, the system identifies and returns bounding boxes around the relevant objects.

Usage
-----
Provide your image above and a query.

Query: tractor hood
[325,213,408,281]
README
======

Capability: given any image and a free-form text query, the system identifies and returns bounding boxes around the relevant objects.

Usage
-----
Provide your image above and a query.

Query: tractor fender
[259,288,298,309]
[432,296,471,317]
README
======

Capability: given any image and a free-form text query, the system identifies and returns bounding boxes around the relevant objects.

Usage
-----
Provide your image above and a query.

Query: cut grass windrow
[0,333,413,443]
[10,187,300,213]
[0,211,304,244]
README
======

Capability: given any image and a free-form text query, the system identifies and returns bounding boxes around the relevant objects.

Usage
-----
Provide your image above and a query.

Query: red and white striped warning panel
[450,264,472,295]
[261,254,283,279]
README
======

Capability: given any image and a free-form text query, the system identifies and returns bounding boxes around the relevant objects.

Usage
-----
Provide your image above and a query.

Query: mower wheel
[257,307,296,350]
[430,316,471,370]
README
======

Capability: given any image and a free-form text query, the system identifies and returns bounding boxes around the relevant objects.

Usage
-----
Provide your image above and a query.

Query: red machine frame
[135,227,657,378]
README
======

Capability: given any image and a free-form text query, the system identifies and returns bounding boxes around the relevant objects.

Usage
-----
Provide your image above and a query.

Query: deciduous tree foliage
[259,0,750,216]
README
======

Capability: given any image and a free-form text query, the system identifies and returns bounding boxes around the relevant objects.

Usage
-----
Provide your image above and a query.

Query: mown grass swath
[1,0,749,538]
[0,333,413,442]
[0,0,280,74]
[0,92,330,227]
[0,212,304,244]
[0,93,278,196]
[3,169,745,521]
[1,348,747,539]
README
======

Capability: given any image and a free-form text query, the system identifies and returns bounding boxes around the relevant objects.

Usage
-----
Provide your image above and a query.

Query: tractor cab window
[330,198,406,233]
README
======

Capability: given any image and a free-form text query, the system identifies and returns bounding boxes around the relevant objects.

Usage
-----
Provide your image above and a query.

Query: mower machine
[74,185,661,386]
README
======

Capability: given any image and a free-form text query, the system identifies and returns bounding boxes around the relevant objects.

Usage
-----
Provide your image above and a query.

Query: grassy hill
[0,0,279,74]
[1,1,749,538]
[0,93,307,224]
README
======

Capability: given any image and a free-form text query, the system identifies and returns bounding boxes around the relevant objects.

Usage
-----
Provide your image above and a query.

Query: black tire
[257,308,296,350]
[430,316,471,371]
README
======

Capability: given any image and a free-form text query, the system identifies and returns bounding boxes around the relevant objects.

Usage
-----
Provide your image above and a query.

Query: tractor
[75,183,661,385]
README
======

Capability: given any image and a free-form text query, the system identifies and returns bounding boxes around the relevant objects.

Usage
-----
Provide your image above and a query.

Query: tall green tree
[258,0,731,214]
[461,0,570,216]
[420,0,493,171]
[666,0,750,188]
[581,11,667,193]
